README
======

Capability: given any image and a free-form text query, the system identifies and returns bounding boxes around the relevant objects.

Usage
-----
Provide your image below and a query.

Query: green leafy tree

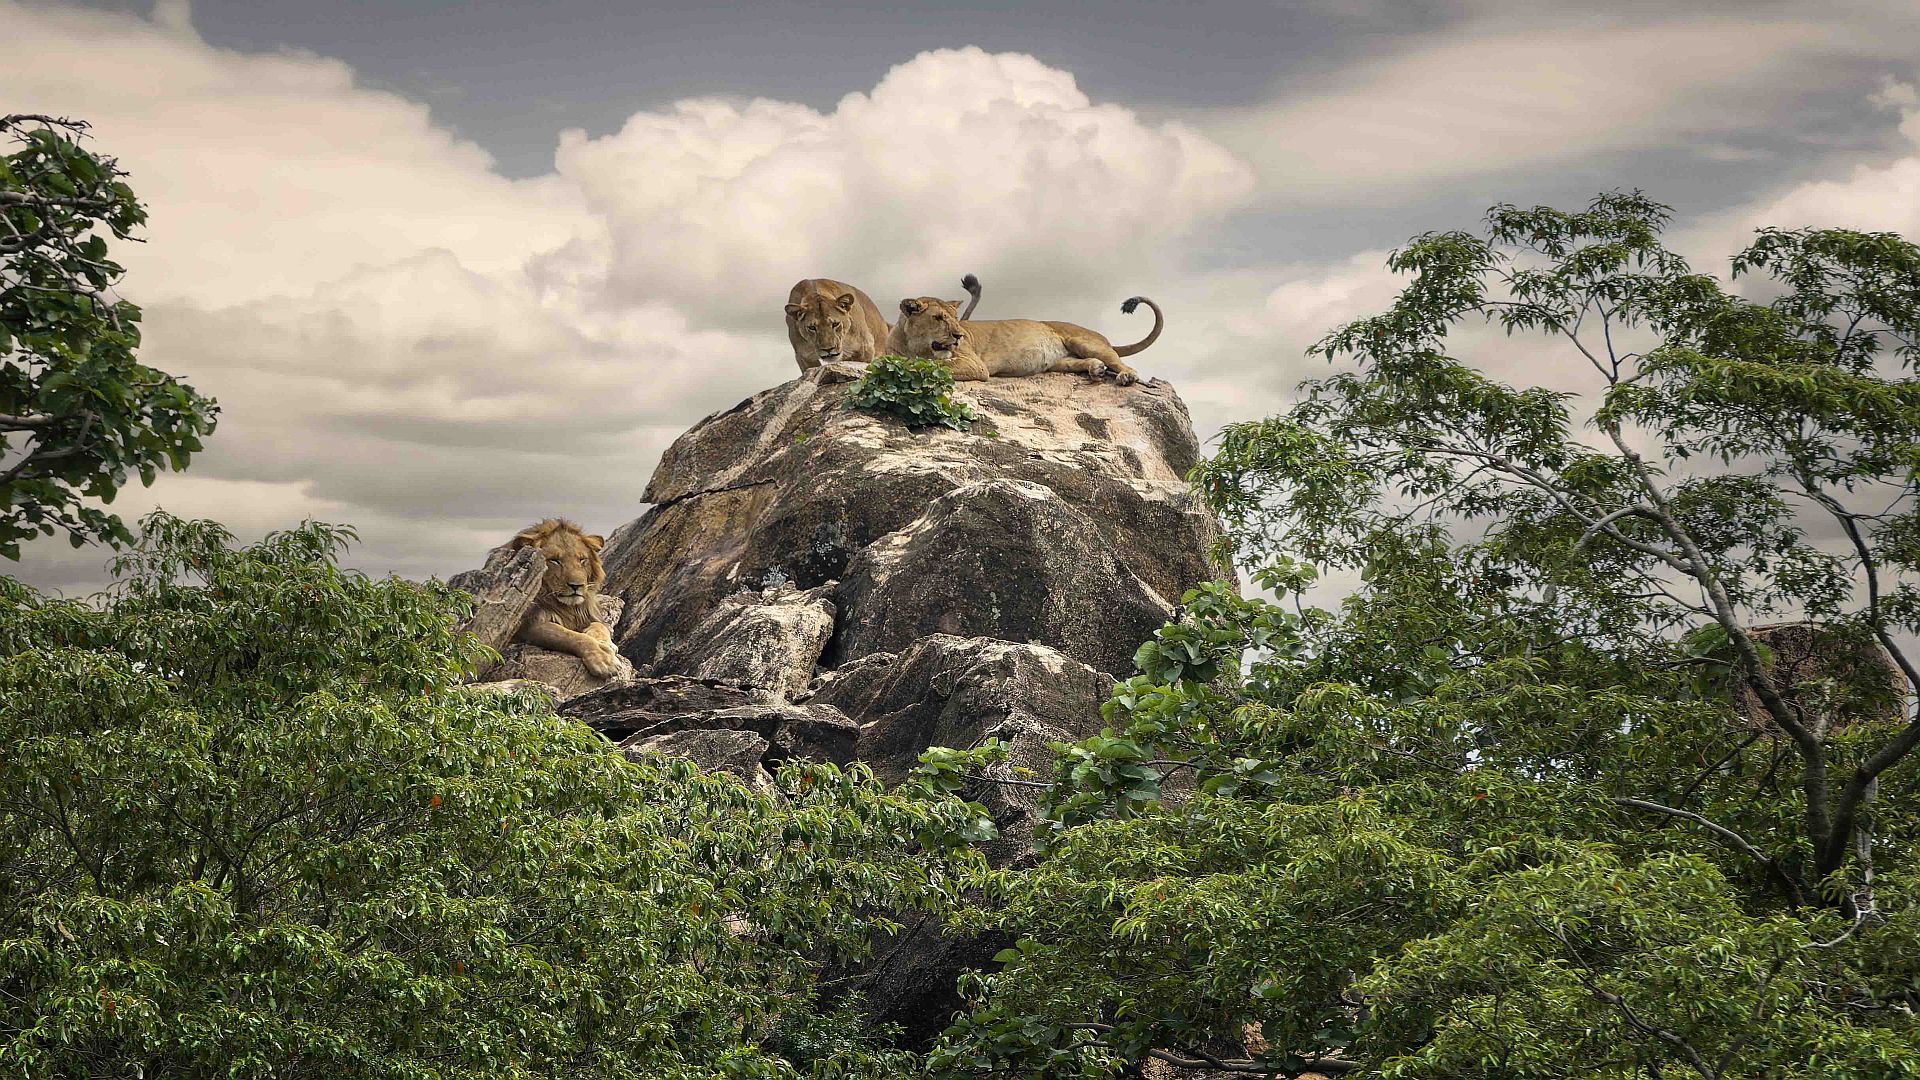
[845,355,979,431]
[1,115,216,559]
[0,513,993,1078]
[931,195,1920,1078]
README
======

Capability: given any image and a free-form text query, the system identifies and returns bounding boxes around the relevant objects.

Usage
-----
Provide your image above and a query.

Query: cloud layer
[4,0,1916,593]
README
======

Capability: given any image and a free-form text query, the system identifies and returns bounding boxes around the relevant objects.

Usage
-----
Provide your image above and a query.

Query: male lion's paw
[583,646,626,680]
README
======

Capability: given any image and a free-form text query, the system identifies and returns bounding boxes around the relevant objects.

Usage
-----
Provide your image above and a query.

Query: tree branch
[1611,797,1804,906]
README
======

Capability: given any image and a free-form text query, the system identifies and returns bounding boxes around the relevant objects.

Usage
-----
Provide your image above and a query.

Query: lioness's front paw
[1087,360,1109,380]
[1114,369,1138,386]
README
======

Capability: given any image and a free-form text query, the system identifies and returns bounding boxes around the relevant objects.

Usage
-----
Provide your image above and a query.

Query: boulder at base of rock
[810,634,1113,857]
[653,583,836,701]
[623,728,776,792]
[831,480,1173,677]
[807,635,1112,1047]
[559,675,761,740]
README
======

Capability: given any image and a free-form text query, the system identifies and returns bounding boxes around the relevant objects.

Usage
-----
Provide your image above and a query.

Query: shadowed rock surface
[656,582,836,701]
[452,363,1227,1049]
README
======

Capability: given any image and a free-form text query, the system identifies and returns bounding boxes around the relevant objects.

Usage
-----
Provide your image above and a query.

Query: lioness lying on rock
[785,274,982,372]
[885,293,1161,386]
[509,518,627,679]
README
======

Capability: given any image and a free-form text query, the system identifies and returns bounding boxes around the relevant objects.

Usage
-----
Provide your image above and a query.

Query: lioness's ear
[834,292,856,312]
[784,303,805,320]
[583,534,605,552]
[944,299,967,313]
[899,298,924,315]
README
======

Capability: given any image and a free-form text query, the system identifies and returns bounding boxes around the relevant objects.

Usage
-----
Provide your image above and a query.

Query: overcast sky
[6,0,1920,593]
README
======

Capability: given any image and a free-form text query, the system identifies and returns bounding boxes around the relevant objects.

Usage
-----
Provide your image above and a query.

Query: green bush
[845,355,977,431]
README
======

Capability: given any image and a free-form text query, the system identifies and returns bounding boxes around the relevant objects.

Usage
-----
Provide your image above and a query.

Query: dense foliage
[845,354,978,431]
[0,514,994,1078]
[0,115,216,559]
[931,196,1920,1078]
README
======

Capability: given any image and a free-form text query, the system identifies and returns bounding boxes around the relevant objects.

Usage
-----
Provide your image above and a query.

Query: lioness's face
[516,527,605,607]
[785,292,863,363]
[894,297,968,359]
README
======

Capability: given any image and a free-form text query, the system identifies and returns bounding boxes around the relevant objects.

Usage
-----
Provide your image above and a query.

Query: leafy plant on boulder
[845,354,978,431]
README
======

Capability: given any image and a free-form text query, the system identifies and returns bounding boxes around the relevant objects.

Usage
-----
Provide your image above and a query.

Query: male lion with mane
[885,292,1161,385]
[785,274,982,372]
[508,518,626,679]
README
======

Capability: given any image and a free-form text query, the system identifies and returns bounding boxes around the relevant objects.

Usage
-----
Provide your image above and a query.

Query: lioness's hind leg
[1050,357,1110,380]
[1065,338,1139,386]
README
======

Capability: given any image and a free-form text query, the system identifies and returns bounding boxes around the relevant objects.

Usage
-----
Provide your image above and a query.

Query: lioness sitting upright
[885,293,1161,386]
[509,518,626,679]
[785,275,982,373]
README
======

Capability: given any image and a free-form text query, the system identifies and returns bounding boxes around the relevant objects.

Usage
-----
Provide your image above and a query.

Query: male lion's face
[785,291,863,363]
[893,296,968,359]
[512,524,606,608]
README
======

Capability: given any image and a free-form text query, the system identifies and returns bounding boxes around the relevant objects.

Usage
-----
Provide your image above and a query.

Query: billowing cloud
[1737,81,1920,236]
[544,47,1255,324]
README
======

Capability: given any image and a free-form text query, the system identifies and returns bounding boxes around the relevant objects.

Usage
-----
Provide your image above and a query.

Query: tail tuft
[962,273,981,291]
[1121,296,1144,314]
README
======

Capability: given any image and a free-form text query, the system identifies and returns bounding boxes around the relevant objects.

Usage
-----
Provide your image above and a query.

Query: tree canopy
[930,195,1920,1079]
[0,115,216,560]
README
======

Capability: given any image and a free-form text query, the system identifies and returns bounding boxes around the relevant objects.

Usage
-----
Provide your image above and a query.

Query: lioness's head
[893,296,969,359]
[510,518,605,608]
[785,290,864,364]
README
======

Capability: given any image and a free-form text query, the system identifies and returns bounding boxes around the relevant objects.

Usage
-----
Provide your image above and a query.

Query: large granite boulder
[810,634,1114,860]
[600,364,1224,687]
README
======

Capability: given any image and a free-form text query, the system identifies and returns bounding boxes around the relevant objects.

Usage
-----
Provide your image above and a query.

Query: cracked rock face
[832,480,1174,677]
[653,583,836,701]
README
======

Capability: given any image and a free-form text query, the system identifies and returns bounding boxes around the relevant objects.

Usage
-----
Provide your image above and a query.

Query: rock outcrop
[601,364,1221,686]
[451,363,1227,1044]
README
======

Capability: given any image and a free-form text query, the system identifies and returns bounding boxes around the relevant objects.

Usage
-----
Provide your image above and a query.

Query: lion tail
[1113,295,1164,357]
[960,273,983,320]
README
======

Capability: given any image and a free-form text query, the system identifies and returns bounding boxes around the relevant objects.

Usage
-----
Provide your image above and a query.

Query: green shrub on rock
[845,355,977,431]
